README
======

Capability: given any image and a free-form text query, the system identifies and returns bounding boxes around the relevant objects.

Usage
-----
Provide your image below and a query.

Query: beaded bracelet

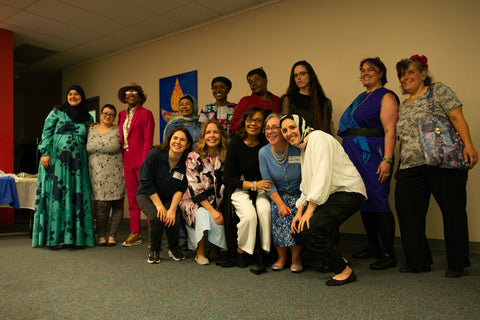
[382,157,393,163]
[250,181,257,191]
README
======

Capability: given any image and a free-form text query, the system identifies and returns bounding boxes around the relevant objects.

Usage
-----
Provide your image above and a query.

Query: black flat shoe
[236,252,249,268]
[445,268,464,278]
[352,246,381,259]
[106,242,117,247]
[399,265,431,273]
[325,271,357,286]
[369,254,397,270]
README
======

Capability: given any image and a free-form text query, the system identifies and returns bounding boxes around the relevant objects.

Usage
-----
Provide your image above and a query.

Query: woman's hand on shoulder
[40,156,51,169]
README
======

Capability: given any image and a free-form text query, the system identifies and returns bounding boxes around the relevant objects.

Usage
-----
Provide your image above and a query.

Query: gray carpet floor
[1,222,479,320]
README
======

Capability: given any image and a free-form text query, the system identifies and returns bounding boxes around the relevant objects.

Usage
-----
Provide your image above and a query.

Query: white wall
[63,0,480,241]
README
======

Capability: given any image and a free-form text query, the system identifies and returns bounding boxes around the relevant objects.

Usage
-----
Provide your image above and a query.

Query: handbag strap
[426,83,449,118]
[426,85,434,114]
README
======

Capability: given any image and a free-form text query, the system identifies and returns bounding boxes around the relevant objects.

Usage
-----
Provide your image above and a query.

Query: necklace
[272,145,288,164]
[354,90,375,111]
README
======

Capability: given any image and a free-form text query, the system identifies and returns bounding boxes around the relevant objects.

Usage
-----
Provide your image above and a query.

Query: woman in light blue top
[259,113,303,272]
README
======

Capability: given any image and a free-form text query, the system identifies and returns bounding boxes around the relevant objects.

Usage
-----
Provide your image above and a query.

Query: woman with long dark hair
[280,60,333,134]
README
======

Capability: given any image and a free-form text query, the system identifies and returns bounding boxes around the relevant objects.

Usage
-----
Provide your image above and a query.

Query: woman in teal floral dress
[32,85,95,248]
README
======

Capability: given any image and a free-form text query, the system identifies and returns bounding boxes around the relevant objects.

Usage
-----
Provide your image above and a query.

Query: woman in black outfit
[223,106,273,270]
[280,60,333,134]
[136,127,193,264]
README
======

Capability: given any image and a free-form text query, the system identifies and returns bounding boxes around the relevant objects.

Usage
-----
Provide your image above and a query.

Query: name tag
[289,156,301,163]
[173,171,184,180]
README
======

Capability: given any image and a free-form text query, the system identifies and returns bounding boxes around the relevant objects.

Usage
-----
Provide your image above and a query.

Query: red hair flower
[410,54,428,67]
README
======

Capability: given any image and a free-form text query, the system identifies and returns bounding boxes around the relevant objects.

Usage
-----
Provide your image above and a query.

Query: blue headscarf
[163,94,200,140]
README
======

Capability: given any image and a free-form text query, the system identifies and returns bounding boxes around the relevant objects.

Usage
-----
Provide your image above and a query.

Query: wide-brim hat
[118,81,147,104]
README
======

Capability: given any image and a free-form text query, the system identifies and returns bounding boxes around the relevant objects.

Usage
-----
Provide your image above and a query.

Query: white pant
[231,189,271,255]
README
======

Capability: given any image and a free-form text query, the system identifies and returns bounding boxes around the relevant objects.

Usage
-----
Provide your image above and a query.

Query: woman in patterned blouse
[180,120,229,265]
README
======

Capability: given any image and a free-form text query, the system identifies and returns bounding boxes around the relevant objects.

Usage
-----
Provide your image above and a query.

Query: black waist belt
[344,128,385,137]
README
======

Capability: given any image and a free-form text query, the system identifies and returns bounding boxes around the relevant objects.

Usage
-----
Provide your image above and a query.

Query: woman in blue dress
[259,113,303,272]
[33,85,95,248]
[338,57,399,269]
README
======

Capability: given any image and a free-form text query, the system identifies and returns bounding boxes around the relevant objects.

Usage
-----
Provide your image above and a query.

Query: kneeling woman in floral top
[180,120,228,265]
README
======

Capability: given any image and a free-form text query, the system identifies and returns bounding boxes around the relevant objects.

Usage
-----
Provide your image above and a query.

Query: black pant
[137,193,180,252]
[395,165,470,270]
[293,192,365,274]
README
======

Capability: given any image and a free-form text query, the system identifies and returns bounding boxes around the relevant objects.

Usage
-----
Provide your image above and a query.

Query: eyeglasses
[294,71,309,78]
[125,90,138,96]
[245,118,263,125]
[101,112,115,118]
[265,125,280,132]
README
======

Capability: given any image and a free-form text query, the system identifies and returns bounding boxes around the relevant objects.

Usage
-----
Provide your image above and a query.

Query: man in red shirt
[230,68,280,133]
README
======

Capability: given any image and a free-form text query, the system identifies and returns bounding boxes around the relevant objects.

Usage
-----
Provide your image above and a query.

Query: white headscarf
[280,114,314,149]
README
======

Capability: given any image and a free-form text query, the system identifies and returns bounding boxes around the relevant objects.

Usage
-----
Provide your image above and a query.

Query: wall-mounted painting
[159,70,198,142]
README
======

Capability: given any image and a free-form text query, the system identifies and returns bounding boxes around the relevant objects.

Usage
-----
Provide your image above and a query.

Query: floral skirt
[271,190,301,247]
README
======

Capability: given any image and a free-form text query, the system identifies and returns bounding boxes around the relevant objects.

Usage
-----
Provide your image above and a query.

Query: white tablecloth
[15,178,37,210]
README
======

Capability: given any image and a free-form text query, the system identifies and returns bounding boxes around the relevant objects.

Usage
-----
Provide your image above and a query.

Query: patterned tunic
[86,124,125,201]
[396,82,461,170]
[198,103,236,138]
[32,109,95,247]
[180,151,225,227]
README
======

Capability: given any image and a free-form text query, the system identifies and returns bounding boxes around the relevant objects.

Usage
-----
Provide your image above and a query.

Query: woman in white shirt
[280,114,367,286]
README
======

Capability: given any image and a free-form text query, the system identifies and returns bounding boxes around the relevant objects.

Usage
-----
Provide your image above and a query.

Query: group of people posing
[32,55,478,286]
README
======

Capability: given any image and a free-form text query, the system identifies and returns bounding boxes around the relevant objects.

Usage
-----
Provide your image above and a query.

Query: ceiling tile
[59,0,155,24]
[5,11,97,43]
[0,4,17,20]
[139,15,187,35]
[0,0,36,9]
[164,2,217,26]
[26,0,121,35]
[198,0,261,15]
[2,0,278,70]
[127,0,194,14]
[84,35,125,53]
[9,24,77,50]
[108,26,158,45]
